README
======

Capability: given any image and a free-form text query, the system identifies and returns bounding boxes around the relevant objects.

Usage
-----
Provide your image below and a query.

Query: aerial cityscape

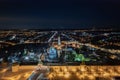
[0,0,120,80]
[0,29,120,80]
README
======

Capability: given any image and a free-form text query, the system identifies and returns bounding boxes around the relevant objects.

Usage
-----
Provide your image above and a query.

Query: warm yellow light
[76,72,80,76]
[64,72,70,78]
[48,73,53,79]
[88,75,95,80]
[71,68,76,72]
[58,72,63,77]
[64,68,68,72]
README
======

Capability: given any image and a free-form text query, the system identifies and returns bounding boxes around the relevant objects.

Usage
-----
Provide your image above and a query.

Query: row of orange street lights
[45,66,120,80]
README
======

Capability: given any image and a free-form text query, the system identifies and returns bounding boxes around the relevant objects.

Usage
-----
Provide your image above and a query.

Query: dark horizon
[0,0,120,29]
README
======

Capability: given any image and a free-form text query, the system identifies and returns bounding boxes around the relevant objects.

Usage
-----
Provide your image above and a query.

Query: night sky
[0,0,120,29]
